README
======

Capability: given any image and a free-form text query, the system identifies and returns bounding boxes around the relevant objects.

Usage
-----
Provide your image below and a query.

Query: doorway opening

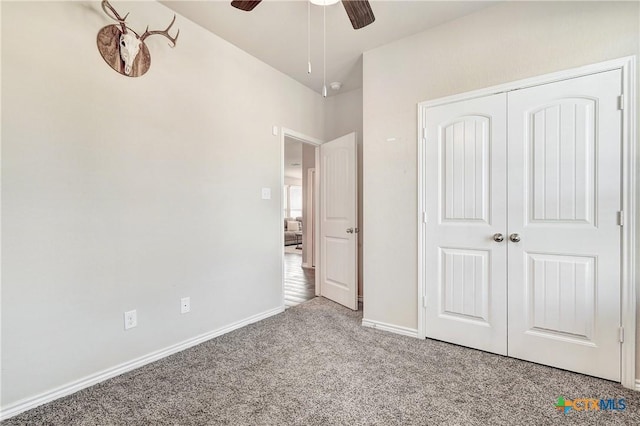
[280,128,359,311]
[282,130,320,308]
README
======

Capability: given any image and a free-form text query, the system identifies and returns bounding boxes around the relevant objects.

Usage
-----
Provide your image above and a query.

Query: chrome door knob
[493,233,504,242]
[509,233,521,243]
[346,228,354,234]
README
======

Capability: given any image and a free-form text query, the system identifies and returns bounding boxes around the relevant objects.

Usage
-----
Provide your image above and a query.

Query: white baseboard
[361,318,418,338]
[636,379,640,391]
[0,306,284,421]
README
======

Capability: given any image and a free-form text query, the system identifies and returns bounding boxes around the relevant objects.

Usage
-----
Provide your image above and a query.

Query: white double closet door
[423,69,622,381]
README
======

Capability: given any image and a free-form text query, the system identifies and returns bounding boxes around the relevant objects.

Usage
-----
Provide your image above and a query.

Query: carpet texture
[4,297,639,425]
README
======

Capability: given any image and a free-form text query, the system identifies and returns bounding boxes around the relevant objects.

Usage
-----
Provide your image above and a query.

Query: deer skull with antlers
[97,0,179,77]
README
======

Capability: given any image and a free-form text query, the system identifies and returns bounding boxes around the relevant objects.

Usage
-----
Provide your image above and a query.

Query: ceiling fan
[231,0,376,30]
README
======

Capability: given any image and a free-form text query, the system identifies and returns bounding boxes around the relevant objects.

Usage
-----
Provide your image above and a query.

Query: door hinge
[618,211,624,226]
[619,327,625,343]
[422,212,427,224]
[423,296,427,308]
[618,94,624,110]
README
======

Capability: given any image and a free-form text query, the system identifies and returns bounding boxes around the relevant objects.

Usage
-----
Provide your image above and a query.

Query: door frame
[417,56,637,389]
[305,167,316,269]
[280,128,322,300]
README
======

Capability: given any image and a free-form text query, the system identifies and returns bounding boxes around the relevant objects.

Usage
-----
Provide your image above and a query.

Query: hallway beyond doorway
[284,253,315,308]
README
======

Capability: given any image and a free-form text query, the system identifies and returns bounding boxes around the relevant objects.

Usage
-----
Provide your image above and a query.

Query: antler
[101,0,128,34]
[140,15,180,47]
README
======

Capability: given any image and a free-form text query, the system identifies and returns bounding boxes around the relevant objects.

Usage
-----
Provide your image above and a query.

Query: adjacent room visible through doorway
[283,137,316,307]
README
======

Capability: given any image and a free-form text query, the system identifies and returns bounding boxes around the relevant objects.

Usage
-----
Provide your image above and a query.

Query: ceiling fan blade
[231,1,262,12]
[341,0,375,30]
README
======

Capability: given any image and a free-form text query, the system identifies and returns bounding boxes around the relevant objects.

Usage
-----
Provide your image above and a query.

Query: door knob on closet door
[346,228,354,234]
[493,233,504,242]
[509,233,521,243]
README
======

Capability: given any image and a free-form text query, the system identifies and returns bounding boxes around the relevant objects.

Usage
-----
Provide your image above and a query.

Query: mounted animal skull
[119,31,142,75]
[97,0,179,77]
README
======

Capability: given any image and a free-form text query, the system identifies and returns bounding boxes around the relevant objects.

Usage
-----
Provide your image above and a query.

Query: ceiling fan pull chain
[307,0,312,74]
[322,2,327,98]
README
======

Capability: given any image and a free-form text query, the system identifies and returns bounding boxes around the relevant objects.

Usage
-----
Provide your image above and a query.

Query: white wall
[1,1,324,409]
[324,88,363,297]
[284,177,302,186]
[362,0,639,372]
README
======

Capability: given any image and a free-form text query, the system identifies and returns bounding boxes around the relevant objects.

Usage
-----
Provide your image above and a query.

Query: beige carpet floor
[3,297,639,425]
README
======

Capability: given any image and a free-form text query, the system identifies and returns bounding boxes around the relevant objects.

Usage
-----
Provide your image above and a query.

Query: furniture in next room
[284,217,303,246]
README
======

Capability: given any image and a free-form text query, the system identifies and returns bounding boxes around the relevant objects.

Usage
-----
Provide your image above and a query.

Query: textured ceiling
[162,1,497,95]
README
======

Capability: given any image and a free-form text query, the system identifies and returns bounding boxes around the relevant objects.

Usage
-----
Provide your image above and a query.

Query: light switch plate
[261,188,271,200]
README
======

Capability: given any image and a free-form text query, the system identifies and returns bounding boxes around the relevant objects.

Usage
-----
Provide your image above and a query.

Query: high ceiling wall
[1,0,324,412]
[362,0,640,380]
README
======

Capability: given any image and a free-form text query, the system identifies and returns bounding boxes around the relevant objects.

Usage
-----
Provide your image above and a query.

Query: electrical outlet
[124,310,137,330]
[181,297,190,314]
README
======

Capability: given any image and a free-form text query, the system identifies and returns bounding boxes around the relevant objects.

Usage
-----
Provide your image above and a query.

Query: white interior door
[507,70,622,381]
[320,132,358,310]
[423,94,508,354]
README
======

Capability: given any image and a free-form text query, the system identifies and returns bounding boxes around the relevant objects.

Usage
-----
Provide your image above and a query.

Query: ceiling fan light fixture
[309,0,340,6]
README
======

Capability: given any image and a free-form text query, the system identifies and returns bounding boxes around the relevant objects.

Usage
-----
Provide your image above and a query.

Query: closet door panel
[507,70,622,381]
[423,94,508,355]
